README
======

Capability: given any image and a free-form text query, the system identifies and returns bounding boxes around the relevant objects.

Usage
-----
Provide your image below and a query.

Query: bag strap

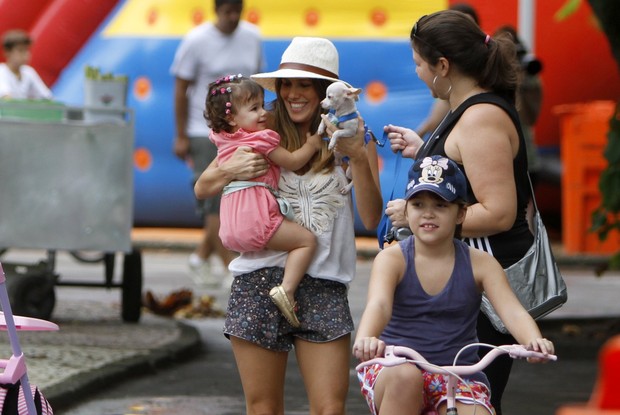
[526,172,539,213]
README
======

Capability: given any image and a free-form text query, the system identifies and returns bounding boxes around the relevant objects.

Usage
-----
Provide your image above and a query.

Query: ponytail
[480,32,519,104]
[411,10,519,103]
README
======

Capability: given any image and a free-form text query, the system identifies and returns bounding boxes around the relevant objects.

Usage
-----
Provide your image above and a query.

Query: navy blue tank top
[380,237,489,385]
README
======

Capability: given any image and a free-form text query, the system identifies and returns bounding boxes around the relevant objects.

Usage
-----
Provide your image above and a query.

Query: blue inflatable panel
[52,5,435,233]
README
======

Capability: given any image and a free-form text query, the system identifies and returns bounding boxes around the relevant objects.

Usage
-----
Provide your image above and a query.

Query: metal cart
[0,103,142,322]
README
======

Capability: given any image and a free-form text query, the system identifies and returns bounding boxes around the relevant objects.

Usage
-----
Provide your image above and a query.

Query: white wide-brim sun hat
[252,37,352,91]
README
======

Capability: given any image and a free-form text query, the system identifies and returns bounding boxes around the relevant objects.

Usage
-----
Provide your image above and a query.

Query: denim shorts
[224,267,354,351]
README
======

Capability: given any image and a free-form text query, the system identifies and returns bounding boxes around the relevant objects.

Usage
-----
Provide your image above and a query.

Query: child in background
[353,155,554,415]
[205,74,322,327]
[0,29,52,99]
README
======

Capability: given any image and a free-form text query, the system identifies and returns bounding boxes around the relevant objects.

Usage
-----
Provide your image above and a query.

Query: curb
[46,321,202,411]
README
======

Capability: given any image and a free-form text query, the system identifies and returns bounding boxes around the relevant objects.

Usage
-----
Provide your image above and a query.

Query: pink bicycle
[356,343,557,415]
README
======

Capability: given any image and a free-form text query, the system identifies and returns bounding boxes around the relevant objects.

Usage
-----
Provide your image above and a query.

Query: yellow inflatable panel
[104,0,446,38]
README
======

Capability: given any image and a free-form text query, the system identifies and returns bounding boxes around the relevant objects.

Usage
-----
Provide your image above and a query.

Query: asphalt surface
[1,231,619,414]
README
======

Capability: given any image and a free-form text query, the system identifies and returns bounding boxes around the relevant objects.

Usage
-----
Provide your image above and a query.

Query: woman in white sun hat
[195,36,382,414]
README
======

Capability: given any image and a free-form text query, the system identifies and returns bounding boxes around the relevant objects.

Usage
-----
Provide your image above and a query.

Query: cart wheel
[122,249,143,323]
[7,274,56,320]
[68,250,106,263]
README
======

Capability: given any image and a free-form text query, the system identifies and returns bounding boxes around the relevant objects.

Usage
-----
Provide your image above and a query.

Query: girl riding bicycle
[353,155,554,415]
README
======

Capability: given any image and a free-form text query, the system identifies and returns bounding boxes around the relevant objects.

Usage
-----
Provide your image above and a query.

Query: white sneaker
[208,255,227,276]
[188,253,220,288]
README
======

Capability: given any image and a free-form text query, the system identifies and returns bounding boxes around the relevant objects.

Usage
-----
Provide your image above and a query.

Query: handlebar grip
[506,345,557,361]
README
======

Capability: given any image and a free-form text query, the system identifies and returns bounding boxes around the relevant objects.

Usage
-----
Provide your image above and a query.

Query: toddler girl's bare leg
[266,220,317,299]
[266,220,316,326]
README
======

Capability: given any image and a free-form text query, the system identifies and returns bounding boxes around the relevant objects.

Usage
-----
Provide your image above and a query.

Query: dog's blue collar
[326,110,379,147]
[328,109,357,126]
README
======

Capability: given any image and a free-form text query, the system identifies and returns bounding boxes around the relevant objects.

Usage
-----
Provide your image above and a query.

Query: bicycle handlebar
[355,344,557,375]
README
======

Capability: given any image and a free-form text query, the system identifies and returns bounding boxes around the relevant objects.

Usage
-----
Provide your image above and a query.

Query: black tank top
[416,93,533,268]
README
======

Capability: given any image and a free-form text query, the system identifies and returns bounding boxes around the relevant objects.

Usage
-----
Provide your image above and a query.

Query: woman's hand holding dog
[321,114,368,162]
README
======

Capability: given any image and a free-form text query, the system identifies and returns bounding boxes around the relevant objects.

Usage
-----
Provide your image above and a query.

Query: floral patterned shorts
[224,267,354,351]
[357,363,493,414]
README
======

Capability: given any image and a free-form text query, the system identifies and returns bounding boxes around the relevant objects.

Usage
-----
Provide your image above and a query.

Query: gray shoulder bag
[480,174,568,334]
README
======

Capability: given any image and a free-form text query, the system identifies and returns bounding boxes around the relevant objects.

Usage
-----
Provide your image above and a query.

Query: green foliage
[587,0,620,66]
[601,115,620,211]
[587,0,619,269]
[591,103,620,238]
[555,0,583,21]
[84,65,128,82]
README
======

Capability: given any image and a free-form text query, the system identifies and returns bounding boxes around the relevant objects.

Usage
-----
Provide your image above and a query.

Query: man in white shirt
[170,0,264,287]
[0,30,52,99]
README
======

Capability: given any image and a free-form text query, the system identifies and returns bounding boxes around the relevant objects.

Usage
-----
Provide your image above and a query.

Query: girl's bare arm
[267,133,322,171]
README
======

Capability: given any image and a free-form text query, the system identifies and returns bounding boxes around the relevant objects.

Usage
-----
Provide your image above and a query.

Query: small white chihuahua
[317,81,362,151]
[316,81,362,194]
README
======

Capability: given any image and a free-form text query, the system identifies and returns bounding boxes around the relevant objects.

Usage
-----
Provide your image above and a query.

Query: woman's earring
[432,75,452,99]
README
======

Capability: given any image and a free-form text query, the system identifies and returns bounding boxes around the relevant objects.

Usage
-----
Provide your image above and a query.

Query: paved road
[58,250,618,415]
[3,248,617,414]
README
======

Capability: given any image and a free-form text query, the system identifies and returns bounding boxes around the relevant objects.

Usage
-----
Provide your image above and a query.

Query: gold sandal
[269,286,300,327]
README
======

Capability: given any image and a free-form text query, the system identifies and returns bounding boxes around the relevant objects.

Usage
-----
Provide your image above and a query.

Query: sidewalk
[2,228,618,412]
[131,227,614,267]
[8,310,201,410]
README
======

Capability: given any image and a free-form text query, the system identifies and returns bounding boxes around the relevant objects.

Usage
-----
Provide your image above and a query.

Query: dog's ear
[347,87,362,101]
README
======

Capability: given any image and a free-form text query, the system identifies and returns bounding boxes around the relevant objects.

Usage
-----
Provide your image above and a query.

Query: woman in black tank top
[383,11,535,414]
